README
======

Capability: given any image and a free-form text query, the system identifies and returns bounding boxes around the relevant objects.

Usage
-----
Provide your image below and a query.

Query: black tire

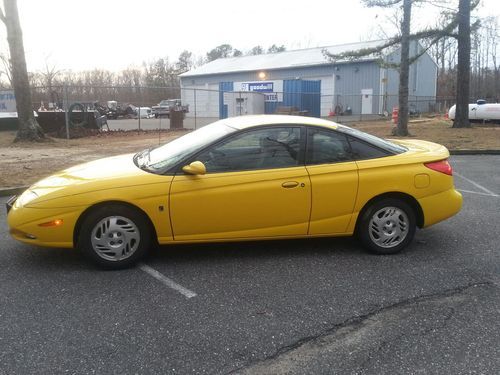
[358,198,416,255]
[77,204,151,269]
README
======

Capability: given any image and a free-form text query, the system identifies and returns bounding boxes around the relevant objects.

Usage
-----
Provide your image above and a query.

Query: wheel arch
[355,192,424,233]
[73,200,158,247]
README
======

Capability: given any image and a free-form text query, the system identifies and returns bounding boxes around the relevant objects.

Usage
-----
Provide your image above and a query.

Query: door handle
[282,181,299,188]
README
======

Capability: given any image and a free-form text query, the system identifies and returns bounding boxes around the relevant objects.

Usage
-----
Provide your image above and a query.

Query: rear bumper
[418,188,463,227]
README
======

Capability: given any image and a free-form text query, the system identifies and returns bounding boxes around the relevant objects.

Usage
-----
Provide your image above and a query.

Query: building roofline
[180,40,387,78]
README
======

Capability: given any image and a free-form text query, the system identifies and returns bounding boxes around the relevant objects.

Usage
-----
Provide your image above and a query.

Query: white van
[136,107,154,119]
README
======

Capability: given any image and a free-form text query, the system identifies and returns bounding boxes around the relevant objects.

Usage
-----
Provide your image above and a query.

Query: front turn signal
[38,219,64,227]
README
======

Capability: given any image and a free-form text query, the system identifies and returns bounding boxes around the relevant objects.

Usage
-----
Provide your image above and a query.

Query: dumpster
[170,108,184,129]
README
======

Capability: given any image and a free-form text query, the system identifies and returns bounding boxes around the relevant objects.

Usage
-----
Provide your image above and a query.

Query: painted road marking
[139,263,197,299]
[457,189,499,197]
[454,172,498,197]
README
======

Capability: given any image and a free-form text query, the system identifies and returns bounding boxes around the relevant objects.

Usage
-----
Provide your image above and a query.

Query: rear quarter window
[347,136,391,160]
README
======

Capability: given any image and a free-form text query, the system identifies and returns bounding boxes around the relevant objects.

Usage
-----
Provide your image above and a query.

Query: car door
[305,127,359,234]
[169,126,311,241]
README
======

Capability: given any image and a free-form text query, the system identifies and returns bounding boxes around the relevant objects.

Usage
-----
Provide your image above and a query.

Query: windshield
[159,100,178,106]
[134,121,236,174]
[336,124,408,154]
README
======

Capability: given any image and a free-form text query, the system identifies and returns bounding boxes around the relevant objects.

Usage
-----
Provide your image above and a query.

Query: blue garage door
[219,82,233,119]
[283,79,321,117]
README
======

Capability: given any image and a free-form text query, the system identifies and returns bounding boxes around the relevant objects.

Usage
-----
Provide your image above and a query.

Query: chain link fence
[27,85,462,137]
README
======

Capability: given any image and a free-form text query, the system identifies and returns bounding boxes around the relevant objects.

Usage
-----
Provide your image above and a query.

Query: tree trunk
[3,0,45,141]
[453,0,471,128]
[396,0,411,136]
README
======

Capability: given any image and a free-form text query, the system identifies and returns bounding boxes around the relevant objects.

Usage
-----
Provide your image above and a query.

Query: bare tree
[325,0,415,136]
[267,44,286,53]
[453,0,472,128]
[248,46,264,55]
[0,52,11,84]
[206,44,234,62]
[176,50,194,74]
[398,0,412,136]
[0,0,44,141]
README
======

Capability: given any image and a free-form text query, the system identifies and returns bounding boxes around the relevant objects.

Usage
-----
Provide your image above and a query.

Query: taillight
[424,159,453,175]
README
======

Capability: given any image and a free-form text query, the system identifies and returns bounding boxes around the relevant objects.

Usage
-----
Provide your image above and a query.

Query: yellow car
[7,115,462,269]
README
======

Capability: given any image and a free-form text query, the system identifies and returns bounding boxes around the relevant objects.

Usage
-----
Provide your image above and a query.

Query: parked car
[152,99,189,118]
[136,107,154,119]
[7,115,462,269]
[448,100,500,123]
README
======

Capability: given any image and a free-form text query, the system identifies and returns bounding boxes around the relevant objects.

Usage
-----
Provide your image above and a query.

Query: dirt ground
[0,118,499,188]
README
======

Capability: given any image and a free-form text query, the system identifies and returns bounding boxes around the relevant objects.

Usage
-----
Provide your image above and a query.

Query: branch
[0,7,6,24]
[362,0,403,7]
[322,37,401,63]
[323,6,466,64]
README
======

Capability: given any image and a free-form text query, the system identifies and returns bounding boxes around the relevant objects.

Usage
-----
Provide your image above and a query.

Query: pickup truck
[152,99,189,118]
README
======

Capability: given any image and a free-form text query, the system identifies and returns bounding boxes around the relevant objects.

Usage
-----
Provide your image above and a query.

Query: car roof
[219,115,339,130]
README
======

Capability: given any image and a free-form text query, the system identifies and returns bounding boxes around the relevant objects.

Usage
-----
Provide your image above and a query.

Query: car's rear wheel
[77,204,151,269]
[358,198,416,255]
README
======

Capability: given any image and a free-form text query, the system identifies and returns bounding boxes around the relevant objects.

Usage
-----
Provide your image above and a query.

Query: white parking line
[457,189,499,197]
[454,172,498,197]
[139,263,197,299]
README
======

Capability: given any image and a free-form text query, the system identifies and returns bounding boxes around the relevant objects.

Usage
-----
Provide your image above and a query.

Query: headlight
[16,190,38,207]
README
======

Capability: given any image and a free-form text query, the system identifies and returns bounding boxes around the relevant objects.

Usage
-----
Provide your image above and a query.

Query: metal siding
[385,42,437,113]
[180,83,219,118]
[181,65,336,87]
[333,61,380,114]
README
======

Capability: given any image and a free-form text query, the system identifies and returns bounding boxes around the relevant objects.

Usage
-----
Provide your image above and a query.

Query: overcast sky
[0,0,498,73]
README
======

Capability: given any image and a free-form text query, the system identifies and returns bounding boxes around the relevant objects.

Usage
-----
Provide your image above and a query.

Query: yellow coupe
[7,115,462,269]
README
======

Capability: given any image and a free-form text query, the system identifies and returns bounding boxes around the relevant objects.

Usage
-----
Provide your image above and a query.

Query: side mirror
[182,161,206,175]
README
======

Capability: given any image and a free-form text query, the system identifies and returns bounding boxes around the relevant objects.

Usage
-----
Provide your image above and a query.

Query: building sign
[234,81,283,102]
[0,90,16,112]
[242,82,274,92]
[264,93,278,102]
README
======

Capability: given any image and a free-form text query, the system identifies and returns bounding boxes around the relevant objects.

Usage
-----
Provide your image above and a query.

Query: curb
[449,150,500,155]
[0,186,28,197]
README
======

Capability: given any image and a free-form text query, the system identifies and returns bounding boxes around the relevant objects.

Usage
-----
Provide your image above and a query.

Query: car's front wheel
[358,198,416,255]
[77,204,151,269]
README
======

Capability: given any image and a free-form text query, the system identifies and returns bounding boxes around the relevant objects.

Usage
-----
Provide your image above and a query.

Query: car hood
[22,154,167,205]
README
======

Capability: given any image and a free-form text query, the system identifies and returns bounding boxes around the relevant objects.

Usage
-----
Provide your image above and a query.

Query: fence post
[64,84,70,140]
[359,94,363,122]
[138,104,141,132]
[335,95,339,123]
[194,88,197,129]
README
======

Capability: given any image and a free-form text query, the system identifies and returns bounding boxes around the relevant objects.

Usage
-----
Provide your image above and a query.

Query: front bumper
[7,203,82,248]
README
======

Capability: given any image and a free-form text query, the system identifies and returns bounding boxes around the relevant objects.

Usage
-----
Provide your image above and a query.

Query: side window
[306,128,352,165]
[347,135,390,160]
[197,127,301,173]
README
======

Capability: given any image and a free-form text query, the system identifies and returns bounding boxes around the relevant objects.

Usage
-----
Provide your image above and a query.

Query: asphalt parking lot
[0,155,499,374]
